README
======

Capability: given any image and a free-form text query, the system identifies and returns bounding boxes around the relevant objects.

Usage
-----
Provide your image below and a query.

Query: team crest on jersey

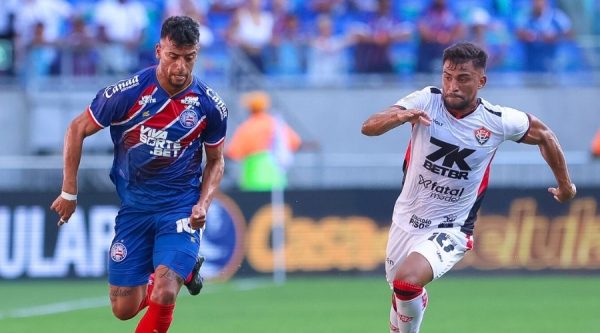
[110,242,127,262]
[179,109,198,128]
[474,127,492,145]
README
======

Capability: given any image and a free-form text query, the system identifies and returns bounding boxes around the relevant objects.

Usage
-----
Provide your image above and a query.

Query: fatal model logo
[179,109,198,128]
[201,193,246,280]
[474,127,492,145]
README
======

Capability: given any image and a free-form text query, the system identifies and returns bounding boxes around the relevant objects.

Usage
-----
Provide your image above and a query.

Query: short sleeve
[202,89,228,147]
[88,86,130,128]
[394,87,432,113]
[502,107,530,142]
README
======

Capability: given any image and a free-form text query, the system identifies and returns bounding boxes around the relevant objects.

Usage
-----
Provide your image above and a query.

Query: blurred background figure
[94,0,148,75]
[415,0,464,73]
[226,91,301,191]
[350,0,412,74]
[466,7,509,70]
[592,128,600,158]
[227,0,274,74]
[0,0,18,75]
[64,15,97,76]
[515,0,572,72]
[14,0,72,79]
[307,14,349,86]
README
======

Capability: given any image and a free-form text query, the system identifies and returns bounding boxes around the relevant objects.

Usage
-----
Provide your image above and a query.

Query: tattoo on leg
[158,269,183,283]
[110,288,133,298]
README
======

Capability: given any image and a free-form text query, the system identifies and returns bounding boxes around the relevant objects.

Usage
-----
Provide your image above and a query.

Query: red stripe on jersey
[477,153,495,196]
[114,85,157,124]
[179,117,207,149]
[403,140,412,173]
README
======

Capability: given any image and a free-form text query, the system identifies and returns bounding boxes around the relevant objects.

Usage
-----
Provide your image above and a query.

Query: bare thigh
[109,284,146,320]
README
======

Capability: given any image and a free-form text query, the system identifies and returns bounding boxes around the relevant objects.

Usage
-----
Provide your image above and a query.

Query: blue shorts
[108,207,201,287]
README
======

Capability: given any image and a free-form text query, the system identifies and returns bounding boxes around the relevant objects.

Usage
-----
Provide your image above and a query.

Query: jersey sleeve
[502,107,530,142]
[88,86,131,128]
[202,95,228,147]
[393,87,432,113]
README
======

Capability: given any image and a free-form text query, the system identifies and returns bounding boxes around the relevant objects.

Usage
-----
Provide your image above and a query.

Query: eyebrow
[168,51,197,57]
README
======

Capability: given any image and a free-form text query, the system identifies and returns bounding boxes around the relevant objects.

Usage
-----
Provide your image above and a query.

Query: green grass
[0,276,599,332]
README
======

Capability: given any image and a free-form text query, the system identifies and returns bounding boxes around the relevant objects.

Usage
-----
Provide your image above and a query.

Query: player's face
[156,38,198,90]
[441,60,486,112]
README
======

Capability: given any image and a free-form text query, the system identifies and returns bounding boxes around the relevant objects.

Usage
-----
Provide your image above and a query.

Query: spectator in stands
[307,14,349,85]
[65,15,96,76]
[415,0,464,73]
[165,0,209,23]
[0,0,17,75]
[350,0,411,74]
[211,0,245,13]
[466,7,509,70]
[14,0,72,77]
[226,90,301,191]
[227,0,274,73]
[94,0,148,75]
[515,0,572,72]
[271,13,306,75]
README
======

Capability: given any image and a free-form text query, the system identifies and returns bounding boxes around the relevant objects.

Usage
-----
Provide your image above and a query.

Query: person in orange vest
[592,129,600,157]
[226,90,301,191]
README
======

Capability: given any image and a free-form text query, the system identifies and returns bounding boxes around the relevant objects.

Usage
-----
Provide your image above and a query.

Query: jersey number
[427,232,455,252]
[176,218,196,234]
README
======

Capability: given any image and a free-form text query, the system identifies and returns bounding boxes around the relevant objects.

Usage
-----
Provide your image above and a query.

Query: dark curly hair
[160,16,200,47]
[443,42,488,70]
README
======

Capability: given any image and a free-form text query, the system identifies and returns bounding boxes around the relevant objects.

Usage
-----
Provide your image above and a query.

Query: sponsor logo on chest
[140,125,182,157]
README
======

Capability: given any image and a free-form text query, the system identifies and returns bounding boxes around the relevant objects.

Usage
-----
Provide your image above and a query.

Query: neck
[447,99,480,118]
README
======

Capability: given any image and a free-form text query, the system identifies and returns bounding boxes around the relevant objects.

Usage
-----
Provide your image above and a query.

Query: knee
[150,285,178,305]
[392,280,424,301]
[111,304,138,321]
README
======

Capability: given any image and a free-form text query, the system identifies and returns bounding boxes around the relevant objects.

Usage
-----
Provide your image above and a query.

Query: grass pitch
[0,275,598,332]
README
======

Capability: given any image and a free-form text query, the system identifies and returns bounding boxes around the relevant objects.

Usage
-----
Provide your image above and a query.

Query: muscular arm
[521,114,576,202]
[51,110,102,223]
[361,105,431,136]
[189,142,225,229]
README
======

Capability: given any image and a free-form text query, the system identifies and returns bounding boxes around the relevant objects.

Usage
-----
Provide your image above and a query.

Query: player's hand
[50,196,77,227]
[189,204,207,230]
[399,109,431,126]
[548,183,576,203]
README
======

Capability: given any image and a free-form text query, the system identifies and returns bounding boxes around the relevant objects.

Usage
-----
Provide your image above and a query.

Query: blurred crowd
[0,0,598,84]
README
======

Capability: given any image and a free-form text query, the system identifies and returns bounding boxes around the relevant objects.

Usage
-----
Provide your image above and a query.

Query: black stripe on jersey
[517,113,532,143]
[483,106,502,117]
[430,87,442,94]
[461,193,486,235]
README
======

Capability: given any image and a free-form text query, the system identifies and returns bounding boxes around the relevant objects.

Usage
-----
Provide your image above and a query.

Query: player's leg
[390,229,472,333]
[391,252,431,333]
[135,212,202,333]
[107,211,156,320]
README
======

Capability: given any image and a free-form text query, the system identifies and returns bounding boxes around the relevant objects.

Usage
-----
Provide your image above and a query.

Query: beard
[443,94,470,111]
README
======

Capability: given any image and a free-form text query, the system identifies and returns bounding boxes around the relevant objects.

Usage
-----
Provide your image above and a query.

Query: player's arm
[190,142,225,230]
[520,114,576,203]
[361,105,431,136]
[50,110,102,225]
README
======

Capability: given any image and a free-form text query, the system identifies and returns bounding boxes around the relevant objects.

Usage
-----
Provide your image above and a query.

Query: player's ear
[155,43,161,59]
[478,75,487,89]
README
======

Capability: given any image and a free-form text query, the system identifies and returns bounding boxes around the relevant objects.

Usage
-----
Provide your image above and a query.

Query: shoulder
[101,67,154,100]
[195,79,228,120]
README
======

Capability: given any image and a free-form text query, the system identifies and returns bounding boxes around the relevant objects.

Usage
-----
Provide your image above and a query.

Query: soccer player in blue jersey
[50,16,227,332]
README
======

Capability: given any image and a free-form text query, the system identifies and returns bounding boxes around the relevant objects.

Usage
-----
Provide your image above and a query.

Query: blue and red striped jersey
[87,66,228,211]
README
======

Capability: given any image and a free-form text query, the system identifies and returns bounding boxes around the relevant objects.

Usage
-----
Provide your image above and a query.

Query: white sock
[392,288,428,333]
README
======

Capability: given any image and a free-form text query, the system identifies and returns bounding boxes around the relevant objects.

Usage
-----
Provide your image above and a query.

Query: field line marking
[0,279,272,320]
